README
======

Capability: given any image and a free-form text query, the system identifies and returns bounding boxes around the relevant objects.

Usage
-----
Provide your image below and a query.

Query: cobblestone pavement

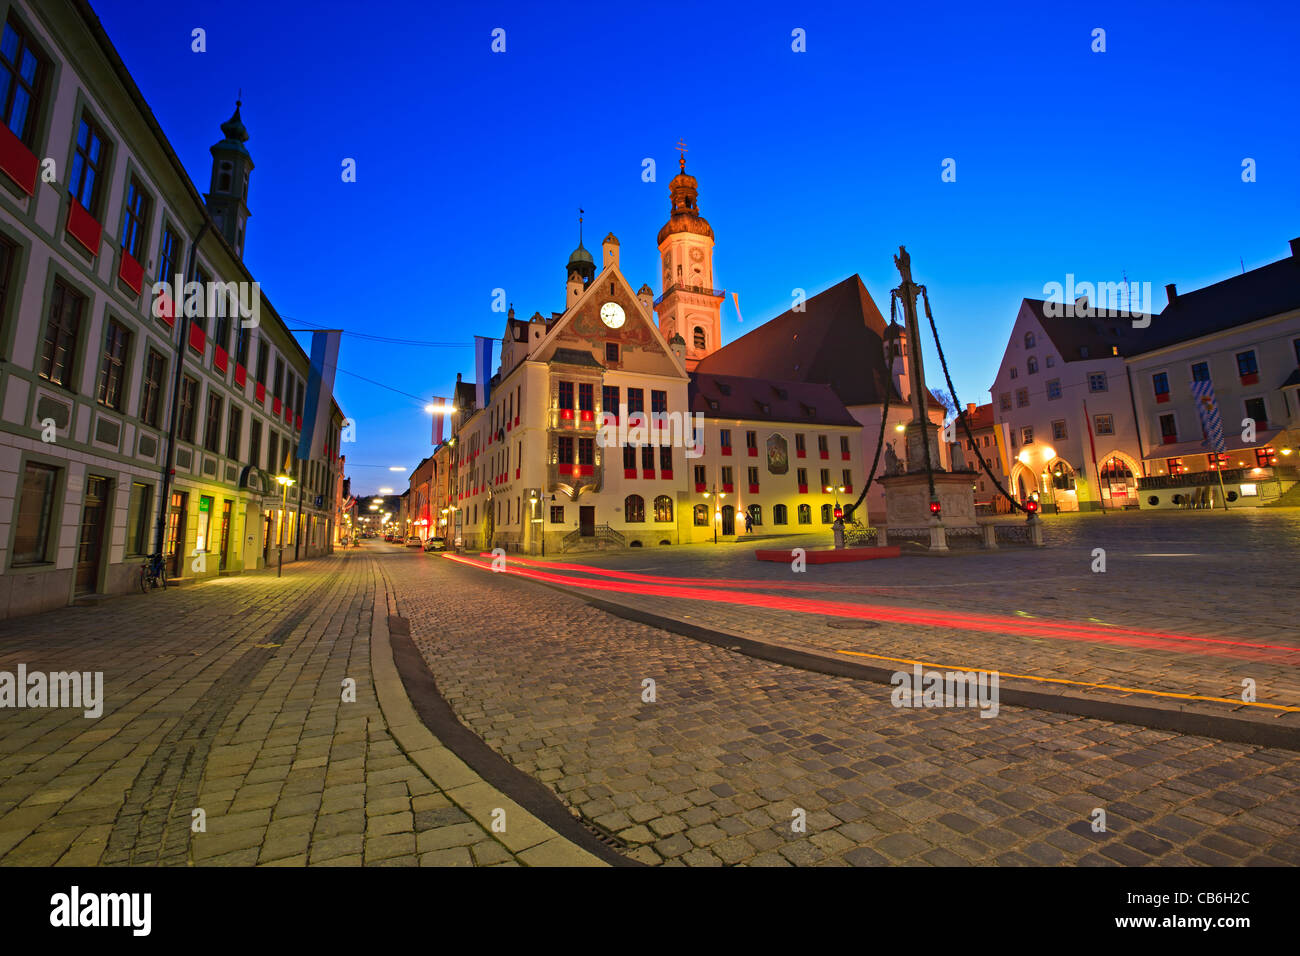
[471,510,1300,718]
[394,543,1300,866]
[0,552,520,867]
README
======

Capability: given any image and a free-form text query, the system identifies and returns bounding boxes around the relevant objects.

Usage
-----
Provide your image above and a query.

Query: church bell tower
[205,100,254,259]
[653,143,724,370]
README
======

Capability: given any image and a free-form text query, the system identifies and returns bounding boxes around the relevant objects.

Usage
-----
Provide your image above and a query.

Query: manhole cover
[827,620,879,630]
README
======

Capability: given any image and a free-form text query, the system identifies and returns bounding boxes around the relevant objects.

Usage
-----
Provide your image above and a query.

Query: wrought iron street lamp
[276,474,295,578]
[701,483,726,544]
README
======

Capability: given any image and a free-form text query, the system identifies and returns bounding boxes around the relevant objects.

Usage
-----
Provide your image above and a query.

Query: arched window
[625,495,645,523]
[821,504,833,523]
[1027,357,1038,374]
[747,504,762,526]
[797,503,811,524]
[653,495,673,522]
[218,160,233,192]
[693,503,708,526]
[693,327,706,350]
[1049,460,1076,491]
[1024,331,1036,348]
[773,504,788,525]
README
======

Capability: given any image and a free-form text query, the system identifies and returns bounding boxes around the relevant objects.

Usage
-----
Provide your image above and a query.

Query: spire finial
[675,139,688,172]
[578,207,584,245]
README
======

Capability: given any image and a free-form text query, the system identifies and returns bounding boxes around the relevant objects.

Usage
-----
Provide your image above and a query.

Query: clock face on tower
[600,301,626,329]
[689,247,704,263]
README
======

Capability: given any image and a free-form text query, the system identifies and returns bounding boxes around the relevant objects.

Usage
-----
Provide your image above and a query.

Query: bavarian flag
[1191,378,1226,454]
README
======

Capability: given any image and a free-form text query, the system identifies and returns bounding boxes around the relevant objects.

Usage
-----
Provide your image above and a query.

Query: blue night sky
[94,0,1299,494]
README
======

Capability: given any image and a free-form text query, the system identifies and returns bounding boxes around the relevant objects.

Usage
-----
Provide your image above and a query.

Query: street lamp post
[824,484,846,517]
[701,483,726,544]
[275,474,295,578]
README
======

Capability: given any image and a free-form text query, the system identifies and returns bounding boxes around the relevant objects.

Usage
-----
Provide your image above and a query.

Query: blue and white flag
[474,336,494,409]
[297,329,341,460]
[1191,378,1225,454]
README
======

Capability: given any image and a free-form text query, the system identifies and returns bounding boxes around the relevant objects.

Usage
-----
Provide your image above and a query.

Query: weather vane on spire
[675,139,688,172]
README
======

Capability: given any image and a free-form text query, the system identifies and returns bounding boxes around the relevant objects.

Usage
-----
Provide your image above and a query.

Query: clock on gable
[600,301,626,329]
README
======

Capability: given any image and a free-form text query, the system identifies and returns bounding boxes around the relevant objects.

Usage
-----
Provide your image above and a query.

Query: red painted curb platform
[754,545,901,563]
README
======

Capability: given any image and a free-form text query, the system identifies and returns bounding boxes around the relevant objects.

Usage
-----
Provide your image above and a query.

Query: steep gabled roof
[956,403,996,431]
[1021,298,1150,362]
[688,373,859,427]
[696,274,940,409]
[1135,252,1300,355]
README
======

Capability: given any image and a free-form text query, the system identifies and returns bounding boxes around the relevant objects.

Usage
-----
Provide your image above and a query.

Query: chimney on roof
[1165,283,1177,302]
[1290,237,1300,258]
[966,402,977,416]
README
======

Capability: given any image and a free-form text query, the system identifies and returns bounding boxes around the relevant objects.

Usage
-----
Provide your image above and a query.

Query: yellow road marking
[835,648,1300,713]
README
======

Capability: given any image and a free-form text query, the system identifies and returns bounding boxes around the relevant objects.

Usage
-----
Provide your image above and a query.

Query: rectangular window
[622,444,635,470]
[578,437,594,466]
[1046,356,1055,368]
[1236,350,1258,377]
[69,110,110,216]
[817,435,829,455]
[178,375,198,442]
[1010,367,1019,379]
[257,336,269,384]
[720,429,731,448]
[226,407,243,460]
[1244,397,1267,429]
[627,388,644,413]
[267,431,278,475]
[1052,420,1067,441]
[819,468,830,489]
[1159,413,1177,442]
[204,392,223,453]
[13,462,58,565]
[40,279,85,388]
[1046,379,1062,400]
[550,505,564,523]
[605,342,619,363]
[234,321,250,368]
[999,392,1012,411]
[140,348,165,428]
[96,318,130,409]
[602,385,619,416]
[558,380,573,408]
[249,418,262,470]
[213,307,230,356]
[721,466,733,486]
[0,236,13,353]
[126,481,152,556]
[273,356,284,402]
[747,466,758,485]
[642,445,654,471]
[1021,426,1034,444]
[295,379,304,417]
[842,468,852,489]
[120,177,151,259]
[158,224,182,285]
[797,467,807,487]
[0,18,47,146]
[746,431,757,450]
[578,382,594,412]
[1190,361,1210,383]
[1088,372,1108,393]
[1016,388,1029,407]
[693,464,706,485]
[795,433,805,454]
[840,436,850,456]
[651,390,667,415]
[557,435,573,463]
[659,446,672,473]
[1152,371,1169,398]
[1093,414,1114,436]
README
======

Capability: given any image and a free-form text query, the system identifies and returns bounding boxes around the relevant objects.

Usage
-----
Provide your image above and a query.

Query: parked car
[383,533,393,542]
[423,537,446,552]
[405,535,422,548]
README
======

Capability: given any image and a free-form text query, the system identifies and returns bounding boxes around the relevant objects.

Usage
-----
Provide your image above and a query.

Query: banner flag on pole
[432,396,447,446]
[297,330,342,461]
[1191,378,1226,453]
[474,336,494,409]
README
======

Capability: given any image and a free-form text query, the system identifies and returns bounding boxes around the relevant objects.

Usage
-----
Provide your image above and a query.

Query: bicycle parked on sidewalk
[139,552,167,592]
